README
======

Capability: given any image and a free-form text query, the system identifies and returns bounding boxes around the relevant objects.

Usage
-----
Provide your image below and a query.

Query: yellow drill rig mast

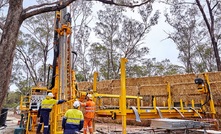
[50,6,75,133]
[19,5,77,134]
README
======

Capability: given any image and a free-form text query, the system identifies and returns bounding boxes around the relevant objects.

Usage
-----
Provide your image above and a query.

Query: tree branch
[159,1,195,5]
[0,21,4,30]
[22,0,152,20]
[22,0,76,20]
[24,1,58,13]
[211,1,218,10]
[0,0,8,9]
[195,0,211,34]
[92,0,152,8]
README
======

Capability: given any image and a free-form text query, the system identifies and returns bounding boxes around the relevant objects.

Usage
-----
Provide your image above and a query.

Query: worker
[80,94,96,134]
[36,93,66,134]
[62,100,84,134]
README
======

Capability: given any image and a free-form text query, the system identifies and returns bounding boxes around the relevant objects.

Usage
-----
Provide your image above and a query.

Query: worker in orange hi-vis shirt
[80,94,96,134]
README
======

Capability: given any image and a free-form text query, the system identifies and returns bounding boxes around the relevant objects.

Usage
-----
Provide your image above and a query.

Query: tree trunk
[212,40,221,71]
[196,0,221,71]
[0,0,23,109]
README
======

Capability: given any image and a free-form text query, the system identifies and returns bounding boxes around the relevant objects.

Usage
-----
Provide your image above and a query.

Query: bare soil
[0,111,149,134]
[3,111,220,134]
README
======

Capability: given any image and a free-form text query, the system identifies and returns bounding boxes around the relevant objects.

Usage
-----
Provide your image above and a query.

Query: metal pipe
[156,107,163,118]
[173,107,185,118]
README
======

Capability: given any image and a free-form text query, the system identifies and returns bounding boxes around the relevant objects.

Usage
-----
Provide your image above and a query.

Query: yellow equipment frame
[92,58,217,133]
[20,58,217,134]
[18,4,217,133]
[20,86,48,134]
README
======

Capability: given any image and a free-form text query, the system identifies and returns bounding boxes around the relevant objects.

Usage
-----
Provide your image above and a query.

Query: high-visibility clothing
[37,97,65,134]
[81,100,95,134]
[62,109,84,134]
[83,118,93,134]
[81,100,95,119]
[41,97,58,110]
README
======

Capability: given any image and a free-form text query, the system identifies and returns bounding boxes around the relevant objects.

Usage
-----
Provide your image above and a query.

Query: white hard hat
[87,94,92,99]
[73,101,80,108]
[47,93,54,97]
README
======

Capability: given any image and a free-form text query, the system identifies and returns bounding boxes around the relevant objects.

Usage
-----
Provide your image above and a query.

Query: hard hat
[47,93,54,97]
[73,101,80,108]
[87,94,93,99]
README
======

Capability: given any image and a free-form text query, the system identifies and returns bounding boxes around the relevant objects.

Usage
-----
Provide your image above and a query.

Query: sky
[23,0,181,65]
[144,2,180,64]
[89,1,181,65]
[8,0,181,91]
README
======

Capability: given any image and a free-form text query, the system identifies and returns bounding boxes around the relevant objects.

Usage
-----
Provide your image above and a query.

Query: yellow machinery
[19,86,48,133]
[18,5,218,134]
[19,6,78,134]
[90,59,218,133]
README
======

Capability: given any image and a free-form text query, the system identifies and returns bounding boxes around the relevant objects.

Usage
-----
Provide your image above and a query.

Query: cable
[201,81,211,108]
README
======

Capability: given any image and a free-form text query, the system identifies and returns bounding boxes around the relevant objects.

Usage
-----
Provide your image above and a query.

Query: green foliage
[165,0,221,72]
[3,91,21,108]
[12,11,54,88]
[90,3,161,80]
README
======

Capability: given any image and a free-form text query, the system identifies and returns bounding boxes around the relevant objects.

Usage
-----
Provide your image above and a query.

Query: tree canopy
[0,0,153,110]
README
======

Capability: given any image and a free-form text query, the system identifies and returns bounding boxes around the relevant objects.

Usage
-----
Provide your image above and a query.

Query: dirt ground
[2,111,221,134]
[0,110,150,134]
[0,111,20,134]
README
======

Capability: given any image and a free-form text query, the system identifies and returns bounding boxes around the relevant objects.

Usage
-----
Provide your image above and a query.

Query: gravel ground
[2,111,220,134]
[0,111,150,134]
[0,111,20,134]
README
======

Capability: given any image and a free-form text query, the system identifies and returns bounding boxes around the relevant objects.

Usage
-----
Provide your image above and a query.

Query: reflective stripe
[42,104,54,107]
[66,122,80,125]
[84,100,96,118]
[85,110,95,112]
[67,117,82,120]
[44,126,48,128]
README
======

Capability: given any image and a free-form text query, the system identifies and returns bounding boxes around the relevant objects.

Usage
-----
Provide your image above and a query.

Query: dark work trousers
[64,129,79,134]
[40,110,50,134]
[36,116,43,133]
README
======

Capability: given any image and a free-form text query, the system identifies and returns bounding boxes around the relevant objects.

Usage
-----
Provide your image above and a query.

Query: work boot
[36,124,42,133]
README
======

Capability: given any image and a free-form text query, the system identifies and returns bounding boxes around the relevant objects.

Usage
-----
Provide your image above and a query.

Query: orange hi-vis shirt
[81,100,95,119]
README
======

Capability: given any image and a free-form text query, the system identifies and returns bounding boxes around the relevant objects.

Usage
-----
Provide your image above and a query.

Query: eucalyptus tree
[0,0,152,110]
[93,2,159,80]
[165,3,201,73]
[88,42,108,79]
[71,0,93,81]
[140,58,185,76]
[93,5,124,79]
[21,11,54,85]
[14,11,54,87]
[195,0,221,71]
[165,0,221,72]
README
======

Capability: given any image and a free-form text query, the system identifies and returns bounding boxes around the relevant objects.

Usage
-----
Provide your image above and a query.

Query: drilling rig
[18,3,218,134]
[19,5,81,134]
